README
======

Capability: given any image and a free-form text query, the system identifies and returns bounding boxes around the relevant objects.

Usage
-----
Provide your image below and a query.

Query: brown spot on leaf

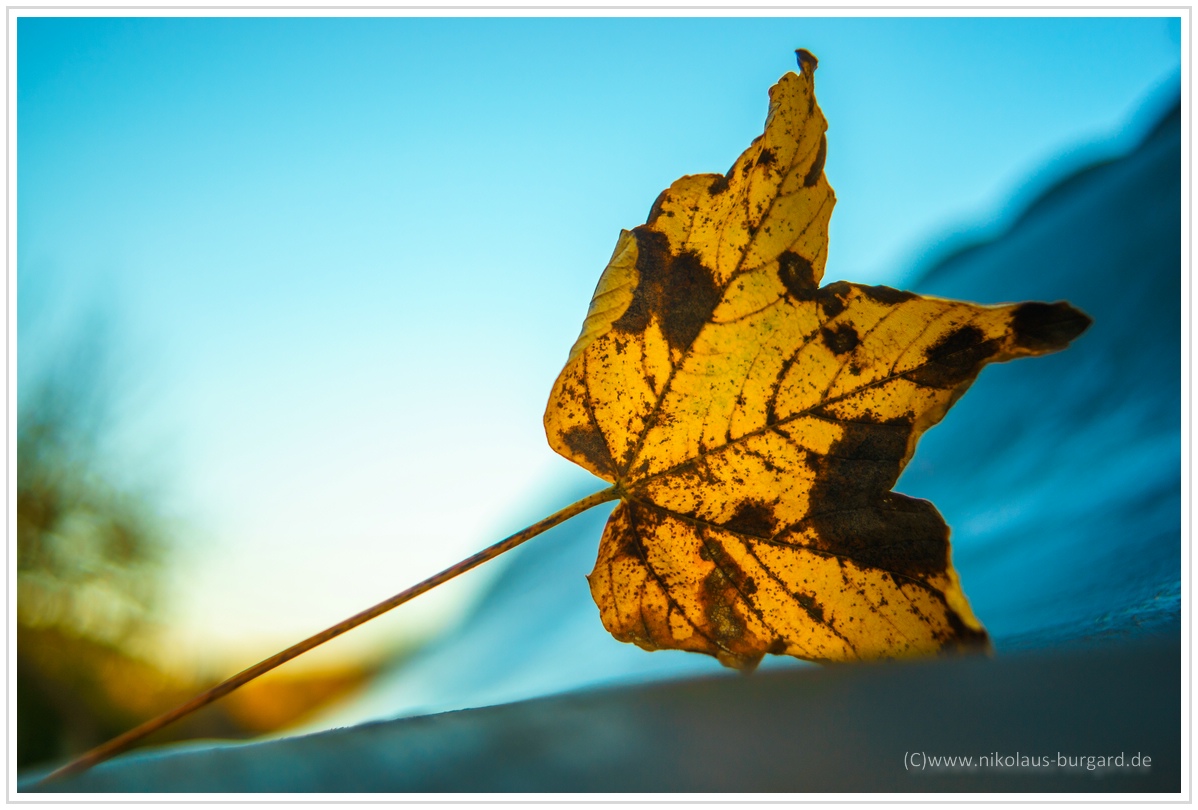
[778,250,817,299]
[796,591,825,624]
[1010,301,1092,351]
[926,325,987,363]
[943,607,991,649]
[804,491,950,579]
[612,227,722,354]
[765,350,806,426]
[561,425,611,477]
[646,190,670,225]
[620,531,641,559]
[802,135,827,188]
[801,421,909,515]
[701,567,745,643]
[905,324,999,389]
[817,281,851,318]
[858,283,915,306]
[821,323,859,355]
[659,248,721,351]
[708,174,730,195]
[724,500,777,537]
[707,604,743,642]
[756,147,777,167]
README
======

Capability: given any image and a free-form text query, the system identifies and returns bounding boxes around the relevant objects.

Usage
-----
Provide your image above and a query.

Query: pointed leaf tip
[796,49,818,74]
[1009,301,1093,352]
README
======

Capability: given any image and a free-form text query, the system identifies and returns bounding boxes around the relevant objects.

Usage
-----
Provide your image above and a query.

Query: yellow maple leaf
[544,50,1091,670]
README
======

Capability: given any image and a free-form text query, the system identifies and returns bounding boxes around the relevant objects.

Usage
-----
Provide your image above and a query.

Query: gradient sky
[16,15,1182,673]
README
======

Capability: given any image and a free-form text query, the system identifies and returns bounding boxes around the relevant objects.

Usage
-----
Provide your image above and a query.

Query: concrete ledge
[25,637,1180,793]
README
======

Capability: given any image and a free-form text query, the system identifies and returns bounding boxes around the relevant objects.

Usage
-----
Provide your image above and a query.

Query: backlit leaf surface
[545,51,1091,669]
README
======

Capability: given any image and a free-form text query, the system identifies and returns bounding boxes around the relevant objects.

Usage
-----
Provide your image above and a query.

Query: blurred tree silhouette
[18,366,160,645]
[16,335,179,767]
[17,334,379,770]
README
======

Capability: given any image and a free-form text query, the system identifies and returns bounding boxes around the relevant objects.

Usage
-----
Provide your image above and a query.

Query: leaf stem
[35,485,621,787]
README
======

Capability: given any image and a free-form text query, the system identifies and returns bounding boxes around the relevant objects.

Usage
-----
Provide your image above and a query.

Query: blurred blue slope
[904,103,1181,648]
[312,99,1181,730]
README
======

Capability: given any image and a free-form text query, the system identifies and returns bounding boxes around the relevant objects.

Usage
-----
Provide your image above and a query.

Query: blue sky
[17,16,1181,672]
